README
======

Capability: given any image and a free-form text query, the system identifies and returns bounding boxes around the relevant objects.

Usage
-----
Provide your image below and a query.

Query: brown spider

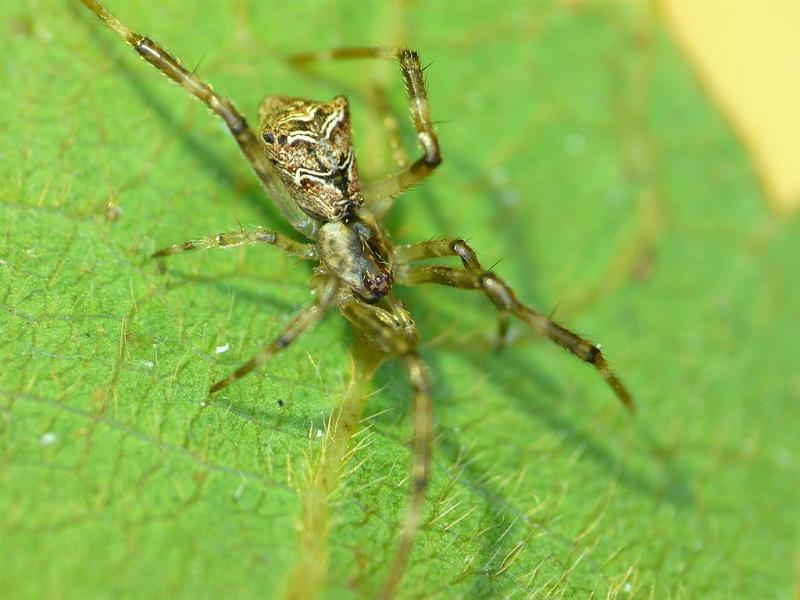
[81,0,633,596]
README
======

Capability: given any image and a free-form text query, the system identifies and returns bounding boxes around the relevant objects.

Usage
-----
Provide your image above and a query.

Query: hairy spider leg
[395,239,634,412]
[210,277,339,393]
[81,4,634,595]
[369,82,411,169]
[290,47,442,217]
[396,238,509,350]
[79,0,315,238]
[288,52,410,171]
[338,297,432,600]
[152,227,317,261]
[278,76,409,185]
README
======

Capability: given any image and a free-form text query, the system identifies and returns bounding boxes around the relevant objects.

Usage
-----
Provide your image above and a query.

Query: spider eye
[277,134,287,145]
[262,131,275,144]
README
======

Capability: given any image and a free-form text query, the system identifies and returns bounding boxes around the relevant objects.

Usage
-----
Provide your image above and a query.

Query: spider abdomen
[259,95,364,222]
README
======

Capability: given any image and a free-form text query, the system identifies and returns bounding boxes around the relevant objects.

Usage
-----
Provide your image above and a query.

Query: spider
[81,0,633,596]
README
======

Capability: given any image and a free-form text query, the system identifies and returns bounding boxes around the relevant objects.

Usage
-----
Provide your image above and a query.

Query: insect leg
[338,297,432,599]
[210,277,339,393]
[370,82,411,169]
[152,227,317,260]
[79,0,315,237]
[288,48,409,171]
[395,239,634,412]
[396,238,508,349]
[289,47,441,217]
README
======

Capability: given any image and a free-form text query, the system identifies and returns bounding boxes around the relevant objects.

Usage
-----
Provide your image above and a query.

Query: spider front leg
[396,239,634,412]
[338,296,432,599]
[152,227,316,260]
[209,277,339,393]
[290,47,441,216]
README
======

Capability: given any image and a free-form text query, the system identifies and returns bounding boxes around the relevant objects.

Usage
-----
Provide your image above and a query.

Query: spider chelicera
[82,0,634,596]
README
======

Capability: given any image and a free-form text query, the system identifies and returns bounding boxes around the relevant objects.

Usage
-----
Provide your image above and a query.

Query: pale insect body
[80,1,633,597]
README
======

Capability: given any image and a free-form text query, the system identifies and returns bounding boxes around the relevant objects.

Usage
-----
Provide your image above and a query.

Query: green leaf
[2,1,797,598]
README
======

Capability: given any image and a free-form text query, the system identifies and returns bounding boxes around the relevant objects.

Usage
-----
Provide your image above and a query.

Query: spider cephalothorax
[317,212,395,301]
[81,1,633,596]
[259,95,363,222]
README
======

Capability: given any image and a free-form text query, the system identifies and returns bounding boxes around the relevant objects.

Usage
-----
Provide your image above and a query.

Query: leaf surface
[1,2,797,598]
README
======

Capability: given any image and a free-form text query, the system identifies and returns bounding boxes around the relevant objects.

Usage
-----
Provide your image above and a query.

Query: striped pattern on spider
[81,1,634,596]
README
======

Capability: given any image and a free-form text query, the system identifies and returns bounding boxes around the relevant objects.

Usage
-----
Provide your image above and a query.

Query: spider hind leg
[79,0,318,237]
[288,46,442,217]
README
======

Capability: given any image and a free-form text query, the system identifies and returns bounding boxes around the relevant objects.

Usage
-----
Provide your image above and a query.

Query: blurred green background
[1,1,797,598]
